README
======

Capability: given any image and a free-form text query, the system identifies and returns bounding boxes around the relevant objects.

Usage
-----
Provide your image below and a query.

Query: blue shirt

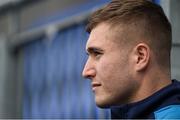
[111,80,180,119]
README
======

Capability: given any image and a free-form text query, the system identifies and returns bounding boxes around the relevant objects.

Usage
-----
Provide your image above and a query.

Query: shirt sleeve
[154,105,180,119]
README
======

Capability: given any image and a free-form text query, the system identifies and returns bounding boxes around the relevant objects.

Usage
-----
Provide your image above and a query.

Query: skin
[82,22,171,108]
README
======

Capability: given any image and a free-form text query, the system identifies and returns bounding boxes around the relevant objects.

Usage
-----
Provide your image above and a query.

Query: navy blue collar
[111,80,180,119]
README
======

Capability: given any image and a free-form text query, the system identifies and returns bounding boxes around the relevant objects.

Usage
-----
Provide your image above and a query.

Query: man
[82,0,180,119]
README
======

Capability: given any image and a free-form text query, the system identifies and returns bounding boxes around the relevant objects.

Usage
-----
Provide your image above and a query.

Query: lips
[91,82,101,91]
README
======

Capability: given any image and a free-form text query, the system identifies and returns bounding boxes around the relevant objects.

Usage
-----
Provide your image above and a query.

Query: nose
[82,59,96,79]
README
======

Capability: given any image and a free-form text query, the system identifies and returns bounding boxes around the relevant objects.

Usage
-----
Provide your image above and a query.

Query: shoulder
[154,105,180,119]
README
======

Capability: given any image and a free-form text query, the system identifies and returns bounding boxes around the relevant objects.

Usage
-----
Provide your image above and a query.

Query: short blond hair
[86,0,172,68]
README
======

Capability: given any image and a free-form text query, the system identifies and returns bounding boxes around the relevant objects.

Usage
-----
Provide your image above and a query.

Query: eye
[92,51,103,59]
[86,47,103,59]
[93,51,101,56]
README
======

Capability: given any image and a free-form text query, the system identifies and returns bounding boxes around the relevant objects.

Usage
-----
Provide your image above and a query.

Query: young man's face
[82,23,139,108]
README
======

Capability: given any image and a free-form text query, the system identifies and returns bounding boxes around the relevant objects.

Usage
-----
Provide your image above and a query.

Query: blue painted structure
[23,0,110,119]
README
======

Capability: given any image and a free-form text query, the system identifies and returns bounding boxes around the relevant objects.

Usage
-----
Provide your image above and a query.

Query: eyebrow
[86,47,104,54]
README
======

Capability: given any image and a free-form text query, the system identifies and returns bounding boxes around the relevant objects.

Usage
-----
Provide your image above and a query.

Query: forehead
[86,23,119,50]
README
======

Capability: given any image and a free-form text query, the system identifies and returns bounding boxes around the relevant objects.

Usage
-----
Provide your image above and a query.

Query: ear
[133,43,150,72]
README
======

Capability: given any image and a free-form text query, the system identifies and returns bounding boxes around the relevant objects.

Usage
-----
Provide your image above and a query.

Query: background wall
[161,0,180,79]
[170,0,180,79]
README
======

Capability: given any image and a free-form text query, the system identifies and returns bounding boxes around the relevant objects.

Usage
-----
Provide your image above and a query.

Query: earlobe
[135,43,150,71]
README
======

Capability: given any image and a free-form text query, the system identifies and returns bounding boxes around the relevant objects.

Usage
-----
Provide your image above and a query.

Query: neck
[131,67,171,103]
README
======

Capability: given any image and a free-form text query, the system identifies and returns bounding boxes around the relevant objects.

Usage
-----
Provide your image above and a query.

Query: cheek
[97,56,132,89]
[98,56,127,76]
[97,57,128,84]
[97,59,116,77]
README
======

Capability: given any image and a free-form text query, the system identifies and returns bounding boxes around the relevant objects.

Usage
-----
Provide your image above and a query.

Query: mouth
[91,82,101,91]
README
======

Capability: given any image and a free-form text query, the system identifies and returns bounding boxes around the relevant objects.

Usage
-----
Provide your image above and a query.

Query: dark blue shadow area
[152,0,160,4]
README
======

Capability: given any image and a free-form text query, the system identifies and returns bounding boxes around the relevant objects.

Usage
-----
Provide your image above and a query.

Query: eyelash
[92,51,102,58]
[93,51,101,55]
[86,50,103,59]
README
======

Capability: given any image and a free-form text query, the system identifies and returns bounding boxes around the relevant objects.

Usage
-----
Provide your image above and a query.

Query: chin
[96,101,111,108]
